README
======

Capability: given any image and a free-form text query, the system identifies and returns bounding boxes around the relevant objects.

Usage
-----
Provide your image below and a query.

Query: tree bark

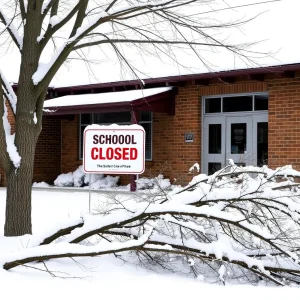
[4,164,33,236]
[3,3,44,236]
[4,99,40,236]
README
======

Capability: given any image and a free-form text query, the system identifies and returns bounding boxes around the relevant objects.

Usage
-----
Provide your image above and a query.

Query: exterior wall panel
[33,117,61,184]
[268,77,300,170]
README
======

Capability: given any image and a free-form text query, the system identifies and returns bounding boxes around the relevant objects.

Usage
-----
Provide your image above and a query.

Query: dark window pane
[81,114,92,124]
[140,122,152,160]
[94,112,131,124]
[79,126,86,159]
[257,122,268,166]
[208,163,222,175]
[223,96,253,112]
[140,111,152,121]
[209,124,222,154]
[254,95,268,111]
[231,123,247,154]
[205,98,221,113]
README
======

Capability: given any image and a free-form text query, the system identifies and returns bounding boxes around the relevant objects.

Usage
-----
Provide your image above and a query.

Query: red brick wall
[33,117,61,184]
[61,115,82,173]
[267,77,300,169]
[142,86,201,185]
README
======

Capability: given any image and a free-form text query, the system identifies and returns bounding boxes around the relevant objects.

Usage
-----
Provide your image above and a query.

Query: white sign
[83,124,145,174]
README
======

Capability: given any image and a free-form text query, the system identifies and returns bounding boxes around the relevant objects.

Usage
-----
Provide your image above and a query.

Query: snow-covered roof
[43,87,175,115]
[44,87,172,108]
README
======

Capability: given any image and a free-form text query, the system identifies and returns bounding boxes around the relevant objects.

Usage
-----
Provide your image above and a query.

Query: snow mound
[136,174,171,190]
[89,175,119,189]
[32,181,50,188]
[54,165,119,189]
[54,172,74,187]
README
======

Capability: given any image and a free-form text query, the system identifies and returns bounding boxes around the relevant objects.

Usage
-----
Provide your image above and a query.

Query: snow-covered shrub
[32,181,50,187]
[53,166,119,189]
[155,174,171,189]
[136,174,171,190]
[136,177,154,189]
[73,165,85,187]
[54,172,74,187]
[84,173,104,185]
[90,175,120,189]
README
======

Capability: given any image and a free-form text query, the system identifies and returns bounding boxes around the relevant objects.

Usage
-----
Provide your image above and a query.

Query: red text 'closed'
[91,147,138,160]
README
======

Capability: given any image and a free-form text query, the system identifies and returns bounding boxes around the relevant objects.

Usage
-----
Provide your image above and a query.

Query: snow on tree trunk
[4,93,40,236]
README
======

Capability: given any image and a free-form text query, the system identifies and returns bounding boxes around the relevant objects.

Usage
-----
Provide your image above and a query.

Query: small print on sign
[83,124,145,174]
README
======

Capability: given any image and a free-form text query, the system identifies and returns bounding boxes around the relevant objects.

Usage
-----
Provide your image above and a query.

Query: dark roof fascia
[44,89,176,116]
[49,63,300,92]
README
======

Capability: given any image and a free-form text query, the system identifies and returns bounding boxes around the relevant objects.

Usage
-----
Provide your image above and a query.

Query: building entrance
[202,94,268,174]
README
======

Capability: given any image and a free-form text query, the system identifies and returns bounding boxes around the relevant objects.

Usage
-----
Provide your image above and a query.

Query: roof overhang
[44,87,176,116]
[48,63,300,92]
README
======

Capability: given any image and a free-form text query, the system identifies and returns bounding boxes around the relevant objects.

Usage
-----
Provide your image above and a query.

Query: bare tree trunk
[4,164,33,236]
[4,99,40,236]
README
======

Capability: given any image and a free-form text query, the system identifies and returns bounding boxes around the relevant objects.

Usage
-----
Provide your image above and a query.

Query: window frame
[204,92,268,114]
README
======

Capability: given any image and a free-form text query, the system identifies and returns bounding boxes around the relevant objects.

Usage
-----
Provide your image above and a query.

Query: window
[223,95,253,112]
[204,93,268,114]
[79,112,153,160]
[208,124,221,154]
[257,122,268,166]
[254,95,268,111]
[205,97,221,113]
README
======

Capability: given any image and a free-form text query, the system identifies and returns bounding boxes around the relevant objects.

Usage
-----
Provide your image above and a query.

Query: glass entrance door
[203,114,268,174]
[226,116,253,167]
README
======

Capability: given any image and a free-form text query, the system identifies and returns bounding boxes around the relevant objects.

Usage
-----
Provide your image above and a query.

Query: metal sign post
[88,173,91,214]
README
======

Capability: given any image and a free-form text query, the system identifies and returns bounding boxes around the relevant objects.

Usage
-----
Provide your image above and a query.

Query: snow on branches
[3,163,300,286]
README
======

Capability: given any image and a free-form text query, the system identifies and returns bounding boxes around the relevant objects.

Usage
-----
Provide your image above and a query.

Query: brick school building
[2,63,300,186]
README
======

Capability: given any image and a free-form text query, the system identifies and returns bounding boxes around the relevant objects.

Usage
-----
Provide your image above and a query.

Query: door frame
[201,96,268,174]
[202,115,226,175]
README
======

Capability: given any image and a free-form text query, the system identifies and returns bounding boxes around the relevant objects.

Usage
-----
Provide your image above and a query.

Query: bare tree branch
[0,5,22,51]
[73,38,246,51]
[19,0,26,21]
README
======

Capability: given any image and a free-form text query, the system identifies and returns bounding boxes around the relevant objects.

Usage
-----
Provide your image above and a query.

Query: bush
[136,174,171,190]
[53,166,119,189]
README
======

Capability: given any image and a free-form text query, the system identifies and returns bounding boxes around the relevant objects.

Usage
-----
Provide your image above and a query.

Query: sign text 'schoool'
[91,134,138,160]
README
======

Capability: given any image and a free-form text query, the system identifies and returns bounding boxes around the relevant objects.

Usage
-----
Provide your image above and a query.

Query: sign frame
[83,125,145,174]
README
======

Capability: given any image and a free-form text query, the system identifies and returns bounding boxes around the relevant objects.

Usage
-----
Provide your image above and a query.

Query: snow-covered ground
[0,188,299,300]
